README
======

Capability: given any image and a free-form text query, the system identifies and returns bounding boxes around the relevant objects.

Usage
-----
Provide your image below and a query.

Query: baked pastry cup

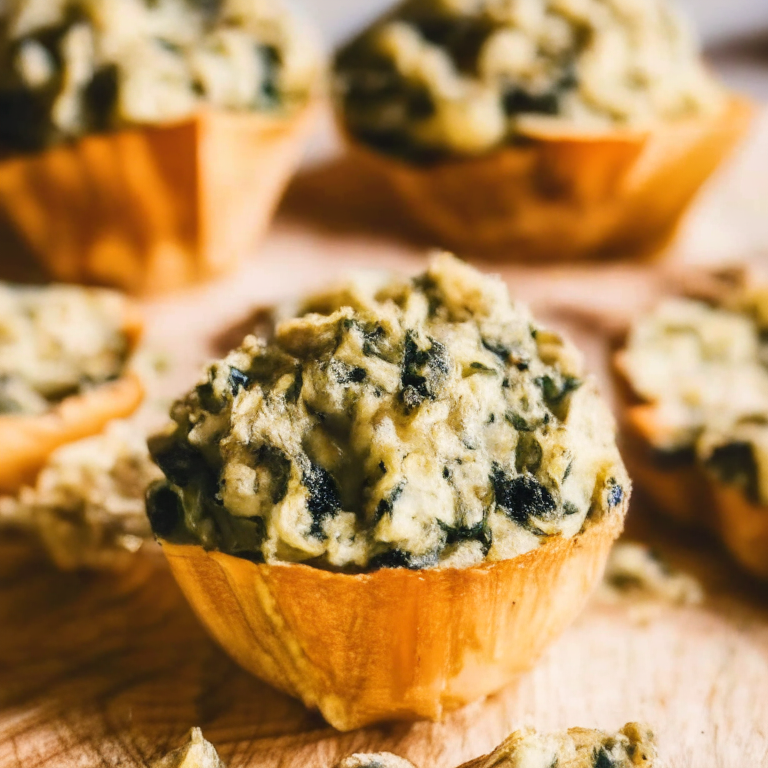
[160,503,625,731]
[0,301,143,493]
[0,106,315,295]
[147,253,630,729]
[614,389,768,580]
[346,96,751,259]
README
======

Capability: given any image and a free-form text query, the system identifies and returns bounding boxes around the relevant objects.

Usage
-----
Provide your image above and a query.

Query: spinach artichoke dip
[334,0,724,159]
[148,253,628,572]
[0,283,133,415]
[0,0,320,151]
[619,289,768,508]
[464,722,658,768]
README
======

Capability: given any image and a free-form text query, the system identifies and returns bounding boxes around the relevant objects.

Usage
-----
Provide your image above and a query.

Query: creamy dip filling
[334,0,724,159]
[467,722,658,768]
[620,289,768,506]
[0,0,320,151]
[147,253,627,572]
[0,283,132,415]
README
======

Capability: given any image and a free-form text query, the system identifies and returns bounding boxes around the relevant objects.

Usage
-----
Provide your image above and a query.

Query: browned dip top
[0,0,320,151]
[334,0,723,160]
[148,253,628,572]
[0,282,132,415]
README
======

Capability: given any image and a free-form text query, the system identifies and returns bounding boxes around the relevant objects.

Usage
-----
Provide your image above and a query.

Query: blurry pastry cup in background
[0,0,322,295]
[615,284,768,580]
[0,282,143,493]
[146,253,630,730]
[333,0,752,260]
[1,421,159,570]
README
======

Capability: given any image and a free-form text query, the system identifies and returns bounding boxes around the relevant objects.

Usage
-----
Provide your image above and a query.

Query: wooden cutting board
[1,106,767,768]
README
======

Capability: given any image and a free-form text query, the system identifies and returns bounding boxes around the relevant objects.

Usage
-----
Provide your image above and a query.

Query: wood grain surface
[1,106,767,768]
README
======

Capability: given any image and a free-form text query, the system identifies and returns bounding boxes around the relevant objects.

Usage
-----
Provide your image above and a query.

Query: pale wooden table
[1,101,767,768]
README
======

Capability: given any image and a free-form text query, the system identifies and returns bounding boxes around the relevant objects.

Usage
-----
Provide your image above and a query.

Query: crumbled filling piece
[336,755,417,768]
[334,0,724,159]
[152,728,225,768]
[147,252,627,572]
[620,288,768,506]
[1,422,159,569]
[0,0,320,151]
[601,541,703,606]
[0,283,133,415]
[463,722,658,768]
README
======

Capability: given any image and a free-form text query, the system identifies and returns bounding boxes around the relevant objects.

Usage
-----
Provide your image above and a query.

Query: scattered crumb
[152,729,225,768]
[335,754,417,768]
[459,722,658,768]
[596,541,704,622]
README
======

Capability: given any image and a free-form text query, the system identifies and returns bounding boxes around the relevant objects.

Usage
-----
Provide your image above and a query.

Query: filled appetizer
[615,283,768,579]
[334,0,750,258]
[147,253,630,729]
[0,0,321,293]
[0,281,143,492]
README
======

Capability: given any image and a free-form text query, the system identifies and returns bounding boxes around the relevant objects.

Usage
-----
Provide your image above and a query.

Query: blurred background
[303,0,768,99]
[305,0,768,47]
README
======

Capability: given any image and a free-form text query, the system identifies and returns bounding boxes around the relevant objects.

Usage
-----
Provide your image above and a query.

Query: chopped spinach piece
[255,445,291,504]
[330,358,368,384]
[146,481,183,538]
[399,330,450,412]
[506,411,536,432]
[373,481,406,523]
[440,519,492,554]
[563,501,580,516]
[285,365,303,403]
[705,440,759,501]
[606,480,624,508]
[196,373,226,414]
[303,463,342,538]
[228,367,250,394]
[593,747,618,768]
[516,433,543,474]
[503,86,560,116]
[369,547,439,571]
[481,337,511,360]
[492,466,557,526]
[148,433,211,487]
[83,64,118,130]
[536,374,582,417]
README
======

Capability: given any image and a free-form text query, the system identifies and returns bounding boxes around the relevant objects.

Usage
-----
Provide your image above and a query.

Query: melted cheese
[0,0,320,150]
[334,0,724,158]
[148,253,627,571]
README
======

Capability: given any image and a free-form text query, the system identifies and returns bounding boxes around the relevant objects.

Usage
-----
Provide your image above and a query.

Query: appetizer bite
[147,253,630,729]
[458,722,658,768]
[1,422,159,570]
[0,0,320,294]
[0,282,143,492]
[153,728,224,768]
[615,286,768,579]
[334,0,750,259]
